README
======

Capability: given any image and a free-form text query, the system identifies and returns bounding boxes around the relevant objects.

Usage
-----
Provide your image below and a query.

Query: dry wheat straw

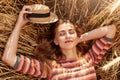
[0,0,120,80]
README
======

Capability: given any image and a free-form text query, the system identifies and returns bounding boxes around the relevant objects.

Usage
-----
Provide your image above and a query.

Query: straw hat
[26,4,58,24]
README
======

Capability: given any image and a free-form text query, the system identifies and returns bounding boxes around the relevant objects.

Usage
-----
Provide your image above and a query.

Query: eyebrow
[58,30,65,34]
[58,29,74,32]
[69,29,75,31]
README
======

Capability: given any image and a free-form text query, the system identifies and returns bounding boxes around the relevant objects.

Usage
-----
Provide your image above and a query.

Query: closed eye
[58,29,75,36]
[59,31,65,36]
[69,29,75,34]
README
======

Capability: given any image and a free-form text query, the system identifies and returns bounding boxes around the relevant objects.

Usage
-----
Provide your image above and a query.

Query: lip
[65,40,73,43]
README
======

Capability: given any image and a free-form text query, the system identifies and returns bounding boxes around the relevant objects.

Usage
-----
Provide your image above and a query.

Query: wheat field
[0,0,120,80]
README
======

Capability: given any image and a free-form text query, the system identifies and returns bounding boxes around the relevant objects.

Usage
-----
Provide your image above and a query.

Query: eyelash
[59,32,65,36]
[69,30,75,34]
[59,30,75,36]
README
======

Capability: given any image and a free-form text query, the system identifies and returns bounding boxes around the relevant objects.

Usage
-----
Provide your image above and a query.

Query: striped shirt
[13,36,113,80]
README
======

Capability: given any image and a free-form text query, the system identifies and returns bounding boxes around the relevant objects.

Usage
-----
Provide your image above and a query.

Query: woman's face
[54,22,79,49]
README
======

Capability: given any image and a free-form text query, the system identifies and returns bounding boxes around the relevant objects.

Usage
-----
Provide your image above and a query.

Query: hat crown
[27,4,58,24]
[31,4,50,13]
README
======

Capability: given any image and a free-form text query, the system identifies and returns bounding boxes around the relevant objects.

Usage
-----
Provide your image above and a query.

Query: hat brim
[28,12,58,24]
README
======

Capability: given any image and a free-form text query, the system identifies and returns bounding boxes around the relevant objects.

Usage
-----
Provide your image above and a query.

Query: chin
[63,45,75,49]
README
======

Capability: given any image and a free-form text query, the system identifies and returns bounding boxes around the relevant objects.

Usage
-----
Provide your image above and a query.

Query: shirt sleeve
[13,55,43,77]
[86,36,113,65]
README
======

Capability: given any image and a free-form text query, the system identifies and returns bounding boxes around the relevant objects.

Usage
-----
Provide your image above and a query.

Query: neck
[61,47,78,60]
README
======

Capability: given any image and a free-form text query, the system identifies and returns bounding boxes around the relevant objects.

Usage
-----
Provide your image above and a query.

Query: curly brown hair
[34,19,89,62]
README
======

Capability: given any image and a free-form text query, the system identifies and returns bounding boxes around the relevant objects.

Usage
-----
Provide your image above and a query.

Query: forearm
[79,25,116,42]
[2,24,22,67]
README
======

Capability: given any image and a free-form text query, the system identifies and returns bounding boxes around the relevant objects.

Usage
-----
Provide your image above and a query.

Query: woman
[2,5,116,80]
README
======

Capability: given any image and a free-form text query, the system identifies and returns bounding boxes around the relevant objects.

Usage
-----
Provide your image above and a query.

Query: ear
[54,38,58,45]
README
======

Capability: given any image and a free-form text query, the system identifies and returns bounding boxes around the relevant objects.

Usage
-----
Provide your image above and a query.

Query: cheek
[57,36,65,43]
[56,37,67,48]
[72,34,78,40]
[72,34,79,44]
[54,36,65,45]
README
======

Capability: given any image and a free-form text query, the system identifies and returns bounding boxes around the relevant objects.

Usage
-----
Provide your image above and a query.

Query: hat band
[27,13,50,18]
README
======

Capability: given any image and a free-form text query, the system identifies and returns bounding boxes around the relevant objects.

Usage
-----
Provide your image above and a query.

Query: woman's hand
[15,5,32,27]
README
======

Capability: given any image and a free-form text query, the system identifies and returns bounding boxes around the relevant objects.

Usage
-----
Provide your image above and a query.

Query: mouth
[65,40,73,43]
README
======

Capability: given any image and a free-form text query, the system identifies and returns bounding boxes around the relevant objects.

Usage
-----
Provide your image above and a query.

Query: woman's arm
[2,6,32,67]
[79,25,116,42]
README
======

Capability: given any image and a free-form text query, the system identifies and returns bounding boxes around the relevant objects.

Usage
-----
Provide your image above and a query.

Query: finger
[22,5,32,11]
[23,11,32,14]
[20,10,32,15]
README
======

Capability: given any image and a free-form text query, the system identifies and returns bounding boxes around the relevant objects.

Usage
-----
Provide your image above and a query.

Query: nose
[65,32,71,39]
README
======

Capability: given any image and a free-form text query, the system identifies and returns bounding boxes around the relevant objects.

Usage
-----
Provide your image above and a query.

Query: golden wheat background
[0,0,120,80]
